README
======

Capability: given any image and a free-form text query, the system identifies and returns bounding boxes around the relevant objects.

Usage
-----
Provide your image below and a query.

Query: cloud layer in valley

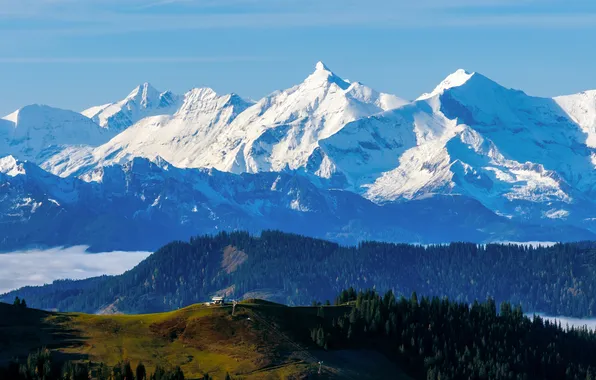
[0,246,151,294]
[531,314,596,331]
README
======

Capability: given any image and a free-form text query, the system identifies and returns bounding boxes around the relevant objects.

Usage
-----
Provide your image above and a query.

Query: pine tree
[136,362,147,380]
[97,363,111,380]
[317,306,325,318]
[171,366,184,380]
[411,291,419,308]
[316,327,326,347]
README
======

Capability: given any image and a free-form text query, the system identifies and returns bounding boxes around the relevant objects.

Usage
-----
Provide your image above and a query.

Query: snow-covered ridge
[0,104,113,163]
[82,82,181,131]
[38,61,408,180]
[44,86,255,178]
[2,61,596,237]
[205,61,408,176]
[417,69,475,100]
[554,90,596,148]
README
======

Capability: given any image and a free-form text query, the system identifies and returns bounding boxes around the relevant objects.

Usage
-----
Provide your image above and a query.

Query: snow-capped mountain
[208,61,407,175]
[0,104,113,164]
[2,61,596,251]
[342,70,596,229]
[48,62,406,178]
[47,88,253,178]
[82,82,180,131]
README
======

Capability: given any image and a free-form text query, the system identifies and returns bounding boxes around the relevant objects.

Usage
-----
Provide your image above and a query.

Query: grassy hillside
[0,301,409,380]
[6,289,596,379]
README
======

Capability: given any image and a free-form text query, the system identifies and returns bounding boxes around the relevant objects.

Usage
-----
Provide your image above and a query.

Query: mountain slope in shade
[82,82,180,131]
[0,105,112,164]
[2,156,588,253]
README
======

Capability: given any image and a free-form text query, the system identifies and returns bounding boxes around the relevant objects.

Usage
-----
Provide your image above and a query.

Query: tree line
[0,349,236,380]
[12,297,27,309]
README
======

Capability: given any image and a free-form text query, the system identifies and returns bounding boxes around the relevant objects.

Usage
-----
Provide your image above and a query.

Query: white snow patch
[290,198,310,212]
[271,175,282,191]
[2,109,19,123]
[151,195,161,207]
[543,209,570,219]
[555,90,596,148]
[0,155,26,176]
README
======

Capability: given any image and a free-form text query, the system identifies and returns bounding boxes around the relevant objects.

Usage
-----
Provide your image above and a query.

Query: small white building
[211,296,225,305]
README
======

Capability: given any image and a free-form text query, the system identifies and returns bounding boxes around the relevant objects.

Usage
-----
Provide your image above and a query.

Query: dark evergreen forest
[0,349,187,380]
[320,289,596,380]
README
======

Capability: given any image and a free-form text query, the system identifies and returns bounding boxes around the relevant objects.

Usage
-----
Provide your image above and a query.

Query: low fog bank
[529,314,596,330]
[491,241,558,248]
[0,246,151,294]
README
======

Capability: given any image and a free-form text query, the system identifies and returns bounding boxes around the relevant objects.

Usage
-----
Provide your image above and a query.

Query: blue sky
[1,0,596,116]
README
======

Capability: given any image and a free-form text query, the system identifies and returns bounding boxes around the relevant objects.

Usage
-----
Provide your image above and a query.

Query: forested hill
[3,231,596,317]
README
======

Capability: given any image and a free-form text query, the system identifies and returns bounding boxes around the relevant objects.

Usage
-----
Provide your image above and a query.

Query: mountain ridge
[2,62,596,249]
[81,82,181,131]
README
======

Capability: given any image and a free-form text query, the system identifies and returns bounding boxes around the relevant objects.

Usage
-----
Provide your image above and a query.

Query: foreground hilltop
[3,290,596,379]
[0,299,406,379]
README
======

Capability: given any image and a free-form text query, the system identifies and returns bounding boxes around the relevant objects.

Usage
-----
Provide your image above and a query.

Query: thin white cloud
[0,56,273,64]
[3,10,596,38]
[0,0,593,32]
[0,246,151,294]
